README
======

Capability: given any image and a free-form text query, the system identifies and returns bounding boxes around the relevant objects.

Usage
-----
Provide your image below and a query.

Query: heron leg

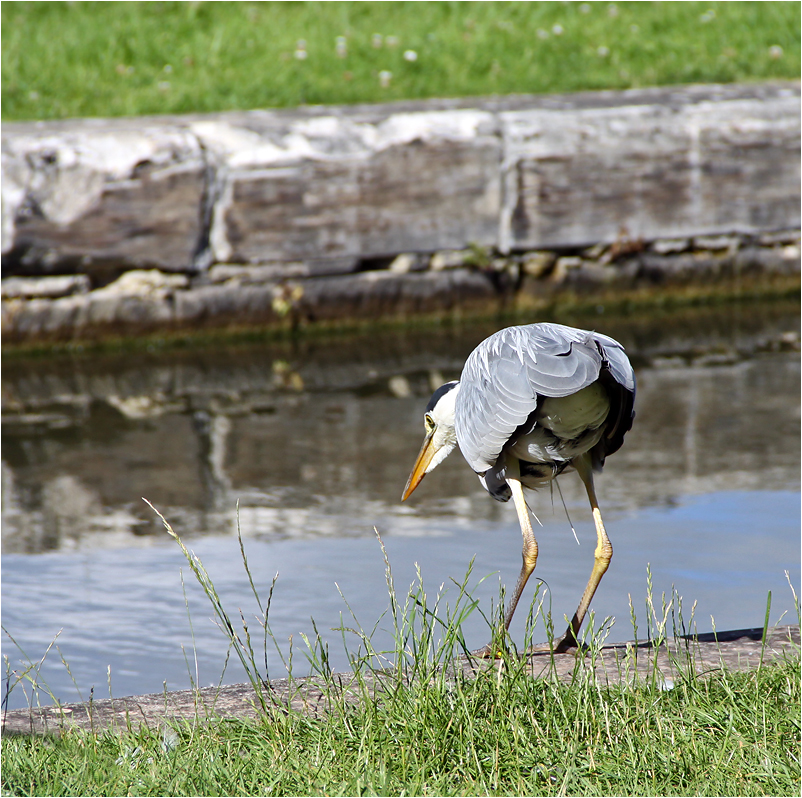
[473,466,539,659]
[554,452,612,652]
[503,475,539,633]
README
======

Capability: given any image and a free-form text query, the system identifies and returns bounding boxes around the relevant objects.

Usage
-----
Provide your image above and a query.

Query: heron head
[401,381,460,501]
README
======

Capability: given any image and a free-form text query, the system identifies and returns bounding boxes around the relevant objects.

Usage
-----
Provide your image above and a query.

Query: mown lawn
[2,1,799,120]
[2,653,800,796]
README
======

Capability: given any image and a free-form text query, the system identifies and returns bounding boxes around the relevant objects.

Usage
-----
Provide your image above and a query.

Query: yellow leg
[474,462,540,658]
[503,471,539,632]
[558,452,613,649]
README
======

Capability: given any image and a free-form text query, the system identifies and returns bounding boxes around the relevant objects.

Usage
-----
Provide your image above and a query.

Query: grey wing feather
[455,323,635,473]
[585,328,636,393]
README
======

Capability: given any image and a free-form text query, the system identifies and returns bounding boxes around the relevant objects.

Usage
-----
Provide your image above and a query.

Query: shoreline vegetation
[2,2,799,121]
[3,510,800,796]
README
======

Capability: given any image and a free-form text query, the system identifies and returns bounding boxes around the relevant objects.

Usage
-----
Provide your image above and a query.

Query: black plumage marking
[425,380,459,414]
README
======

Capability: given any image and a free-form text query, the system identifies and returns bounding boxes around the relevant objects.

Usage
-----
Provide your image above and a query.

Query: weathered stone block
[1,274,90,299]
[651,238,690,255]
[2,124,206,276]
[173,282,279,329]
[430,249,472,270]
[297,268,496,321]
[521,251,556,278]
[500,86,800,251]
[207,257,358,284]
[388,253,426,273]
[198,111,501,265]
[2,295,82,341]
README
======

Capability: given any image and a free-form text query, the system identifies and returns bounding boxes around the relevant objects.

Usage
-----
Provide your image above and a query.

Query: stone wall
[2,82,799,344]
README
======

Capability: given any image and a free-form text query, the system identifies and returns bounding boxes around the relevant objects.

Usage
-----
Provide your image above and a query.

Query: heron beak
[401,429,437,501]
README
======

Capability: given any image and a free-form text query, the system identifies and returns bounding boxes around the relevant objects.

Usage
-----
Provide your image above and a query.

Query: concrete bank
[3,625,799,737]
[2,82,800,345]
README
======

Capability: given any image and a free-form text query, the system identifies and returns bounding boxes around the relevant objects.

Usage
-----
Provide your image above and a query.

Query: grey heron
[402,323,636,654]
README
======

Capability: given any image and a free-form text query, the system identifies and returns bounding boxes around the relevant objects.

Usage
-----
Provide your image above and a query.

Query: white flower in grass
[386,35,399,47]
[537,28,549,40]
[403,49,418,62]
[161,727,180,752]
[552,24,564,35]
[700,9,716,23]
[597,45,610,57]
[336,36,347,58]
[769,45,784,60]
[579,3,591,12]
[608,3,618,16]
[372,33,383,48]
[379,70,392,88]
[294,39,307,60]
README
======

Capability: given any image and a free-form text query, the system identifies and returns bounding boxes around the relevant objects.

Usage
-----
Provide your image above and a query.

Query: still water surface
[2,304,800,709]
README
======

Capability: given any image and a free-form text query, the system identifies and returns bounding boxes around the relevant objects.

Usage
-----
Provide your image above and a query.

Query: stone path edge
[3,624,798,737]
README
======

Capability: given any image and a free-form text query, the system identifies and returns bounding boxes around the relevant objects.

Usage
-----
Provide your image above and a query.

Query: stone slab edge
[2,624,798,737]
[2,234,800,346]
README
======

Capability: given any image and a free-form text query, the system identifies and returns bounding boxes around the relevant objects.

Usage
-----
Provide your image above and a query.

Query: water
[2,303,800,710]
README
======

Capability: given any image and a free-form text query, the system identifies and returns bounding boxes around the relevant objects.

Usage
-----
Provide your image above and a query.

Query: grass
[2,505,800,796]
[2,655,799,796]
[2,1,799,121]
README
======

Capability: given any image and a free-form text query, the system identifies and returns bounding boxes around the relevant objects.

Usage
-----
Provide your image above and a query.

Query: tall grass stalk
[143,499,278,714]
[1,629,63,713]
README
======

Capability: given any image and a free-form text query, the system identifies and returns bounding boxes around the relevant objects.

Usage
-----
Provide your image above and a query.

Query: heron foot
[525,632,586,655]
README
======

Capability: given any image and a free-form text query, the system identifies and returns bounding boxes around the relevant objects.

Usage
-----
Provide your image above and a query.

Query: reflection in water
[1,302,800,708]
[2,307,799,551]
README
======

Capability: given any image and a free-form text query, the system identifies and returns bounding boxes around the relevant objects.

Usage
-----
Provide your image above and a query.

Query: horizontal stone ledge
[1,273,90,299]
[0,267,498,344]
[2,81,799,281]
[2,232,799,346]
[3,624,798,737]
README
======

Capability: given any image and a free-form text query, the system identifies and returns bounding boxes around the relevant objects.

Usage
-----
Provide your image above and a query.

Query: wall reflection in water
[3,304,799,553]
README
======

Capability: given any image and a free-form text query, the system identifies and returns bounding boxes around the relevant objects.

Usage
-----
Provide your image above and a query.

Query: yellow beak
[401,430,437,501]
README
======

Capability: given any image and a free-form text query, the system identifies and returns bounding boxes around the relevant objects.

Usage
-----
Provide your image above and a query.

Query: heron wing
[455,323,635,472]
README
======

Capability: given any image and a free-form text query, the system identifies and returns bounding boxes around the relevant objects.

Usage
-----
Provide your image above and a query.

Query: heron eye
[424,414,434,433]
